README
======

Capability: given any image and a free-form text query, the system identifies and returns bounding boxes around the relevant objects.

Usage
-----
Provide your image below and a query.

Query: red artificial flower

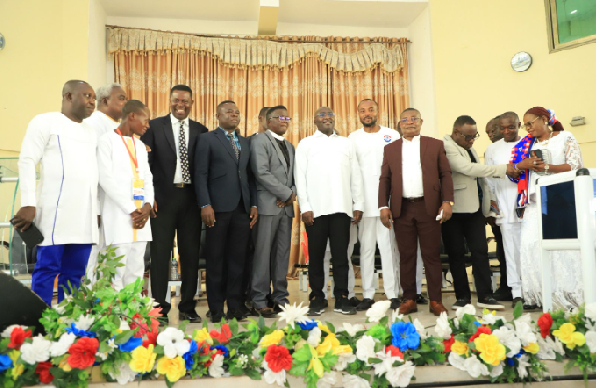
[143,328,158,348]
[209,324,232,344]
[68,337,100,369]
[264,345,293,373]
[469,326,492,343]
[384,345,404,359]
[538,313,553,338]
[35,361,54,384]
[443,335,456,353]
[8,327,32,350]
[199,343,215,367]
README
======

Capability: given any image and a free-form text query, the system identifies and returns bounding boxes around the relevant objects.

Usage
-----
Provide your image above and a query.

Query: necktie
[179,121,190,183]
[228,133,240,160]
[276,139,290,168]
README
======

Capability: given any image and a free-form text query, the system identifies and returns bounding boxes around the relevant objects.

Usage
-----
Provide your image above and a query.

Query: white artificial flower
[77,314,95,331]
[334,351,357,372]
[49,332,76,357]
[119,319,130,331]
[373,351,402,377]
[535,334,556,360]
[517,354,530,379]
[236,354,249,368]
[107,338,118,353]
[365,301,391,323]
[1,325,28,337]
[277,302,310,329]
[456,304,477,320]
[550,336,565,356]
[385,361,415,388]
[342,373,371,388]
[316,371,337,388]
[338,323,363,337]
[356,335,377,363]
[20,335,51,365]
[97,351,108,361]
[585,330,596,353]
[55,304,66,314]
[391,310,404,323]
[481,313,507,325]
[514,315,537,346]
[307,327,322,347]
[434,312,452,339]
[490,364,504,378]
[263,360,286,386]
[252,346,262,360]
[463,355,490,378]
[108,360,136,385]
[157,327,191,358]
[448,352,466,371]
[492,326,522,358]
[585,302,596,320]
[209,354,225,378]
[413,318,427,339]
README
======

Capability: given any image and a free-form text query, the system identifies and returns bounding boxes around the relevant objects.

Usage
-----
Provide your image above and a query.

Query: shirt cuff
[378,206,389,211]
[201,204,211,208]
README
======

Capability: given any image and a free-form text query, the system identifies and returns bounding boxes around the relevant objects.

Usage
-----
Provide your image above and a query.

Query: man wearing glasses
[295,107,364,316]
[442,115,513,311]
[140,85,208,324]
[249,106,295,317]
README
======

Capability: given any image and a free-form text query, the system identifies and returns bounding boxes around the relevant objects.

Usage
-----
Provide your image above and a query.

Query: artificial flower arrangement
[0,247,596,388]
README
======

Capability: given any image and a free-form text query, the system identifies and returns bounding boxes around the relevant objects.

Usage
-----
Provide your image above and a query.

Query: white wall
[277,22,408,38]
[106,16,258,35]
[88,0,108,89]
[406,5,437,137]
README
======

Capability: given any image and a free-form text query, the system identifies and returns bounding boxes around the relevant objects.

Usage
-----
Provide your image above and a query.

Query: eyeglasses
[270,116,291,123]
[521,116,541,129]
[456,132,480,142]
[316,112,335,118]
[399,117,421,124]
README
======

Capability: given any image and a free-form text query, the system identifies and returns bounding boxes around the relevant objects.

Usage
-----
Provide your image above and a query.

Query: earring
[544,122,548,125]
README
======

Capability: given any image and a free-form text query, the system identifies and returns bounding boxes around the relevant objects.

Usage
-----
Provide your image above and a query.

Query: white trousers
[323,224,357,298]
[499,222,522,298]
[394,240,424,295]
[112,242,147,291]
[358,217,399,299]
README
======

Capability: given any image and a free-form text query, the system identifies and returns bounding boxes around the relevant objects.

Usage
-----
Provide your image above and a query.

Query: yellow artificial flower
[332,344,353,355]
[474,334,506,366]
[11,364,24,379]
[259,330,285,348]
[130,344,157,373]
[451,340,469,356]
[523,342,540,354]
[553,323,586,350]
[59,357,72,372]
[307,345,324,377]
[8,350,20,362]
[317,322,333,335]
[193,328,214,345]
[157,356,186,382]
[315,334,341,356]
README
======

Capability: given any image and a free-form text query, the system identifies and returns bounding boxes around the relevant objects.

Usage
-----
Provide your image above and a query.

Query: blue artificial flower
[390,322,421,351]
[0,354,13,373]
[506,357,515,367]
[474,321,482,328]
[65,323,97,338]
[118,336,143,353]
[514,349,525,359]
[211,344,230,358]
[183,340,198,370]
[299,319,318,331]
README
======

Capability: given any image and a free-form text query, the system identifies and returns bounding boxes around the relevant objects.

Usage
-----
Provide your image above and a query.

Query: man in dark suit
[379,108,453,316]
[140,85,208,324]
[194,100,258,323]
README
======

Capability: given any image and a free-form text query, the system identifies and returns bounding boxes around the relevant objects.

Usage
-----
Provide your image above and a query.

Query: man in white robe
[14,80,98,305]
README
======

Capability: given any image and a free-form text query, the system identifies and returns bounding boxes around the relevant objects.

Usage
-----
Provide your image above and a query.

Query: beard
[361,117,378,127]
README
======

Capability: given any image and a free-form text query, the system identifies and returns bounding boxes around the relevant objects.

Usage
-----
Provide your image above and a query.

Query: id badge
[133,178,145,201]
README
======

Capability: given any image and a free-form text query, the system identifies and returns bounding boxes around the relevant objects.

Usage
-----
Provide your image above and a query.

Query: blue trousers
[31,244,92,305]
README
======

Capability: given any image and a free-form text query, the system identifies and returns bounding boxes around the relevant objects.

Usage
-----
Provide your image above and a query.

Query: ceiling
[99,0,428,29]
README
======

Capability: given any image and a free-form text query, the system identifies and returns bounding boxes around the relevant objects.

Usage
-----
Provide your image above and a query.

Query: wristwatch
[443,201,454,206]
[544,164,550,173]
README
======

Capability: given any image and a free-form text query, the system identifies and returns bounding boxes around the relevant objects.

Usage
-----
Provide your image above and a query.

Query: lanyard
[115,128,138,171]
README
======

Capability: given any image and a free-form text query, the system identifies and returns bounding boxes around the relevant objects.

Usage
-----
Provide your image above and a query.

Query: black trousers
[205,201,251,312]
[441,209,493,301]
[150,186,201,315]
[491,225,509,290]
[305,213,350,300]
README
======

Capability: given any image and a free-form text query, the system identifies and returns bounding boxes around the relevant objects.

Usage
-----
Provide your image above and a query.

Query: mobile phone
[10,220,44,247]
[529,150,543,159]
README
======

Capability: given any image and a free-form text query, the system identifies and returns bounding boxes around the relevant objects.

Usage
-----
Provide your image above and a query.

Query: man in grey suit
[249,105,295,317]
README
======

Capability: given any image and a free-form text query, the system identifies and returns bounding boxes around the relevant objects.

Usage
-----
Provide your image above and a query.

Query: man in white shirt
[485,112,523,307]
[97,100,154,290]
[349,99,400,311]
[13,80,98,305]
[295,107,364,316]
[84,83,128,281]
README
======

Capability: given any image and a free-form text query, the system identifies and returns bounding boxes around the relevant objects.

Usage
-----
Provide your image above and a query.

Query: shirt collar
[314,129,338,138]
[170,113,189,126]
[97,110,119,123]
[219,127,237,139]
[403,134,421,143]
[268,130,285,141]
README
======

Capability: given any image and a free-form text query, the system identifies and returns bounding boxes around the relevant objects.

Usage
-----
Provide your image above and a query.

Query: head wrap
[524,107,565,132]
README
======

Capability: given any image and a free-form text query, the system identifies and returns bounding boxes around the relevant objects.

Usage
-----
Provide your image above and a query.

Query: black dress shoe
[179,310,202,323]
[238,304,251,318]
[523,303,540,310]
[390,298,401,310]
[512,297,523,308]
[272,304,284,313]
[492,287,513,302]
[226,308,247,321]
[356,298,374,311]
[210,310,227,323]
[158,316,169,327]
[415,294,428,305]
[349,297,361,307]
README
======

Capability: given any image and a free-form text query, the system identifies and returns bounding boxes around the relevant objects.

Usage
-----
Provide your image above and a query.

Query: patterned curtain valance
[107,27,407,73]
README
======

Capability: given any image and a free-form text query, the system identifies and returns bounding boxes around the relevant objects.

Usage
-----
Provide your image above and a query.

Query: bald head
[62,80,89,97]
[61,80,95,123]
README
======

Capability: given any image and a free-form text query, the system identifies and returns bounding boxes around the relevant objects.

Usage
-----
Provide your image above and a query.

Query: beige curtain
[109,28,410,277]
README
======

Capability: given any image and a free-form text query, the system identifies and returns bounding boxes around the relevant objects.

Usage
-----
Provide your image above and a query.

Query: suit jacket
[140,114,208,205]
[378,136,454,218]
[250,132,295,217]
[442,135,502,215]
[194,128,257,213]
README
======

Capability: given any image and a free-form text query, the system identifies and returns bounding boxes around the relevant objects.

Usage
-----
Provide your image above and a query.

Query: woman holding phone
[509,107,584,310]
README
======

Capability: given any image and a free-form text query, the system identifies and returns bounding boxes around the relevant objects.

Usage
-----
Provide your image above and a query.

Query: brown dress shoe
[399,299,418,314]
[255,307,278,318]
[429,301,448,316]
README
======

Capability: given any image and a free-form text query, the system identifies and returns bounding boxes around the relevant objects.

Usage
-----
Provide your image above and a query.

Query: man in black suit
[194,100,258,322]
[140,85,208,324]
